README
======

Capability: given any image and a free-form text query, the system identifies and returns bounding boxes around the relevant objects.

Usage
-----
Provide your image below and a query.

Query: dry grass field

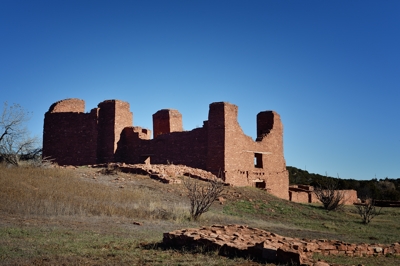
[0,164,399,265]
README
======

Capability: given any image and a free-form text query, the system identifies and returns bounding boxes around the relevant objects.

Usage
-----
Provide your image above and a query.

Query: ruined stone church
[43,98,289,199]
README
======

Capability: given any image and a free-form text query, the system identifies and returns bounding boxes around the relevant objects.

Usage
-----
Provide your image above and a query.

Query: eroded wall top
[47,98,85,113]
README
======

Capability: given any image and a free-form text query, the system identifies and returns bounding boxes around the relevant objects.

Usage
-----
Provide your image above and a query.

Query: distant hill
[287,166,400,201]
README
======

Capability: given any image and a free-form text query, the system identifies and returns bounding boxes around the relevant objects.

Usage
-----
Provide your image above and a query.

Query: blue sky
[1,0,399,180]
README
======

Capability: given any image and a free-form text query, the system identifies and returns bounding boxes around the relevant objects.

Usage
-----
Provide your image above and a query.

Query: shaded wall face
[117,128,208,170]
[43,112,98,165]
[152,109,183,138]
[206,103,226,176]
[43,99,132,165]
[114,101,133,152]
[97,101,132,163]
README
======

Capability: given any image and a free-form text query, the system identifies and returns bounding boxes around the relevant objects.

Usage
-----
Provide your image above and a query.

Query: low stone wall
[163,224,400,265]
[289,185,358,205]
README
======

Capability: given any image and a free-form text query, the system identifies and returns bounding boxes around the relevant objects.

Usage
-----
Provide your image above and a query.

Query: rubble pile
[163,224,400,265]
[92,163,220,184]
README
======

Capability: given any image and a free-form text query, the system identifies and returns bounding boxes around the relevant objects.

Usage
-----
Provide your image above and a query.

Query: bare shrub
[355,199,382,224]
[183,176,225,221]
[314,177,344,211]
[0,102,39,166]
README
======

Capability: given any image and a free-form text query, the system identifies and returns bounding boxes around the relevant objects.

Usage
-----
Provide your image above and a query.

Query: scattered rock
[92,163,221,185]
[217,196,226,204]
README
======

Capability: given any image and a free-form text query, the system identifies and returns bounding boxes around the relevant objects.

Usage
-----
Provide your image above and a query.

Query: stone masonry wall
[115,126,209,169]
[43,99,98,165]
[289,186,358,205]
[210,102,289,199]
[153,109,183,138]
[43,99,132,165]
[97,100,132,163]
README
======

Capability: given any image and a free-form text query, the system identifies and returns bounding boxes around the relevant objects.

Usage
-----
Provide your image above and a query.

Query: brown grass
[0,164,188,221]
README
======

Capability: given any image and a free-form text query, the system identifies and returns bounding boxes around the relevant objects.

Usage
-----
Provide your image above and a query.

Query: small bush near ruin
[314,177,345,211]
[355,199,382,224]
[183,176,224,221]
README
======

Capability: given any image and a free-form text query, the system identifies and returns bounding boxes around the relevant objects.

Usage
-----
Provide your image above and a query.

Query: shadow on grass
[138,241,270,264]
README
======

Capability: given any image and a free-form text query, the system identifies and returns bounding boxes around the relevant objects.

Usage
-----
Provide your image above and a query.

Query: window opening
[254,153,263,168]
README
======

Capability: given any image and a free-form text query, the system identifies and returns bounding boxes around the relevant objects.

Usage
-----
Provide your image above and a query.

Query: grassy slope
[0,165,399,265]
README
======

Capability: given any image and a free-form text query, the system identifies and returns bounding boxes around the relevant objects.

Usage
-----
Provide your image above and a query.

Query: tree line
[287,166,400,201]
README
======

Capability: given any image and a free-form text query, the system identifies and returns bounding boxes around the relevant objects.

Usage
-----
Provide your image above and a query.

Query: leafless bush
[183,176,225,221]
[314,177,344,211]
[355,199,382,224]
[0,102,39,166]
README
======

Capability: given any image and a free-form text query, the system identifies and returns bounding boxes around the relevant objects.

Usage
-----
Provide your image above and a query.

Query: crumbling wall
[43,99,132,165]
[43,99,98,165]
[289,185,358,205]
[116,125,209,169]
[289,190,310,203]
[97,100,132,163]
[208,102,288,199]
[164,225,400,265]
[153,109,183,138]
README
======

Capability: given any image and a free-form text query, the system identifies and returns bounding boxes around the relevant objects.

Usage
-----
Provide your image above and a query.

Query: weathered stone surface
[163,224,400,265]
[43,99,132,166]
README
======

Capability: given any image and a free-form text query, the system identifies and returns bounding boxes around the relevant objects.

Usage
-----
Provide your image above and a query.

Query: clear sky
[1,0,399,180]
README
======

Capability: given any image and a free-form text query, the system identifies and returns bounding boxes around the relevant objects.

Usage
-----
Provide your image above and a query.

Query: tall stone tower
[97,100,133,163]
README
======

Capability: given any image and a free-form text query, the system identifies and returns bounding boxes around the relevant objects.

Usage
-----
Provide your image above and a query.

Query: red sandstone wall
[289,191,310,203]
[116,125,209,170]
[44,98,132,165]
[43,99,98,165]
[206,103,226,177]
[47,98,85,113]
[289,186,358,205]
[153,109,183,138]
[207,102,289,199]
[97,100,132,163]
